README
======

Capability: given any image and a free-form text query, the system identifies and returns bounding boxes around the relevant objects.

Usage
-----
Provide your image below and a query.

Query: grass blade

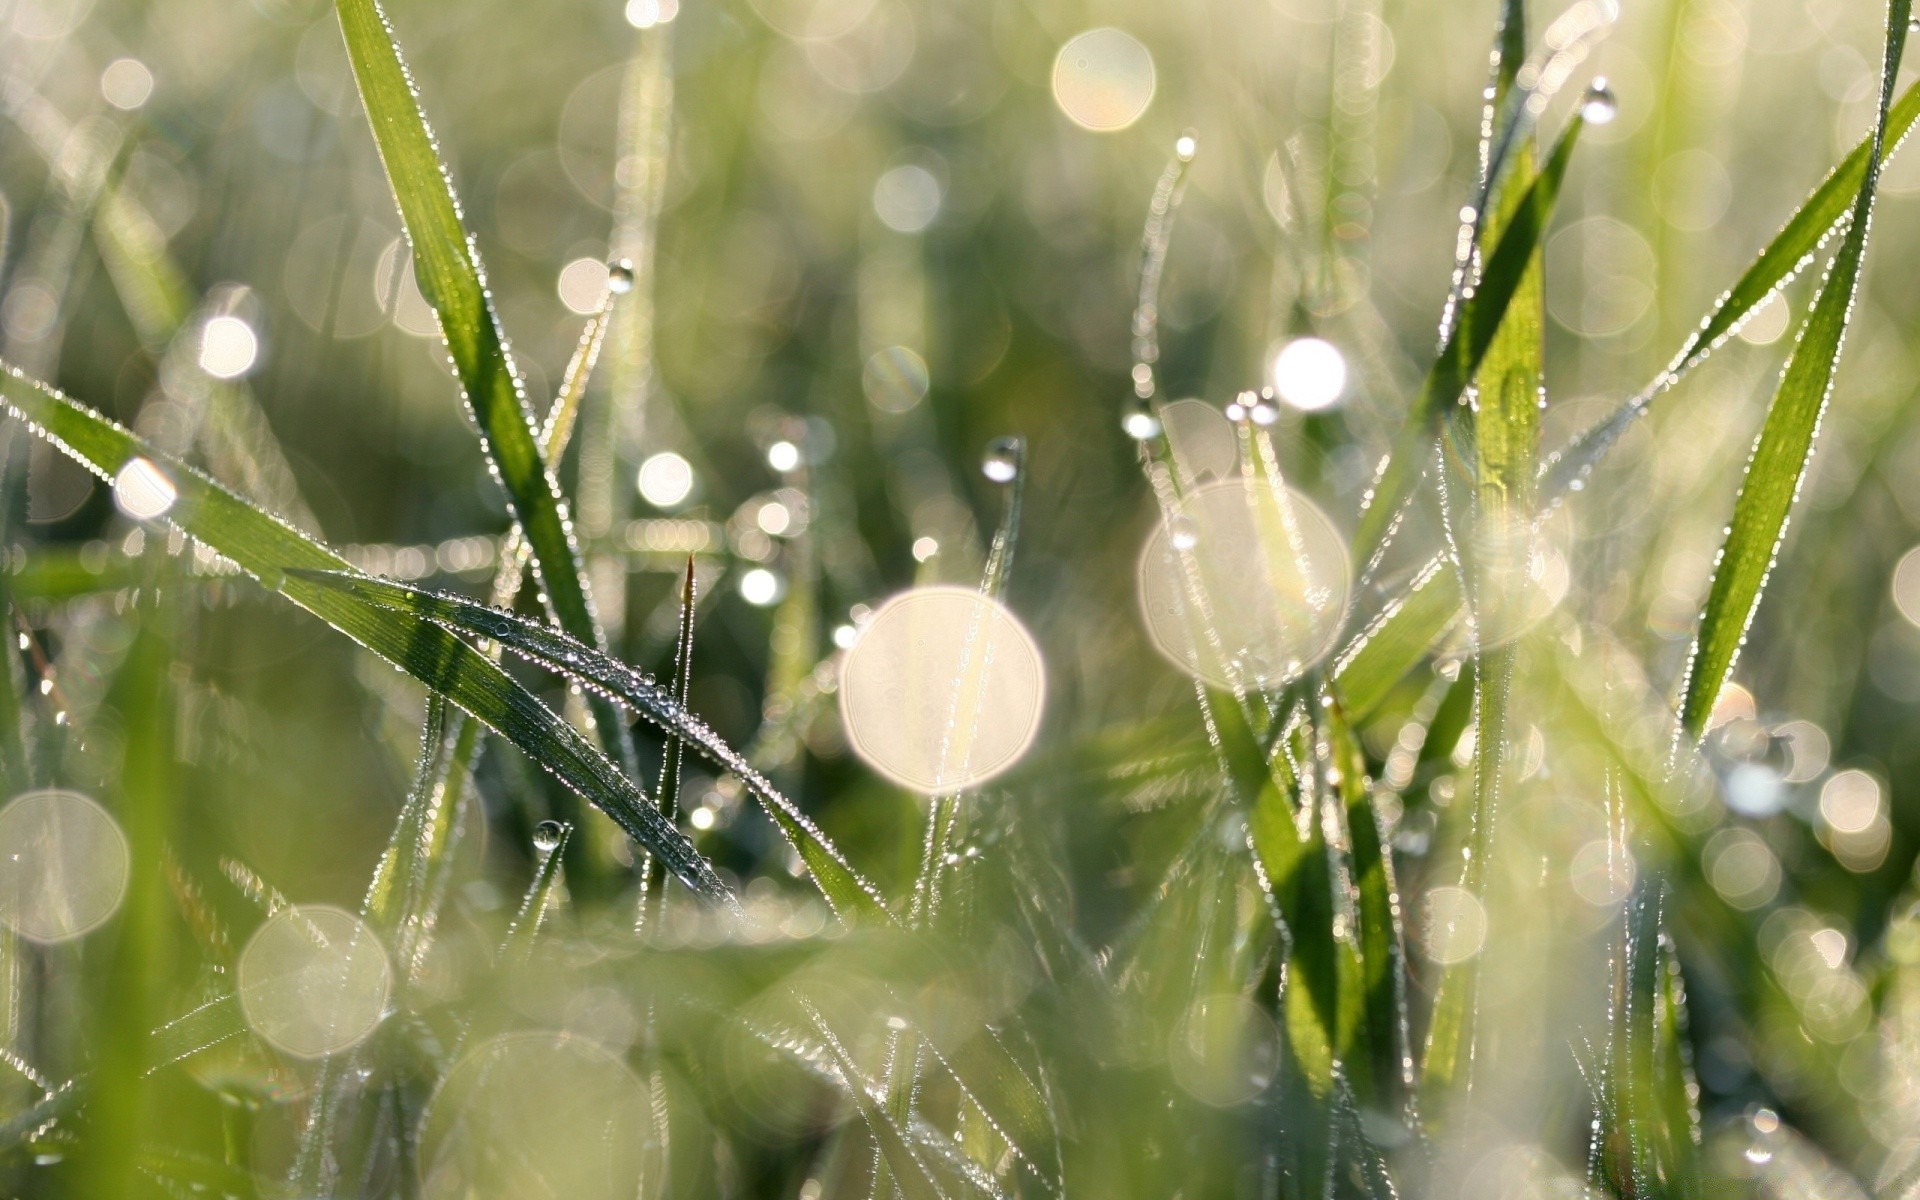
[291,569,893,922]
[503,821,571,961]
[0,365,726,903]
[1674,0,1907,742]
[333,0,637,777]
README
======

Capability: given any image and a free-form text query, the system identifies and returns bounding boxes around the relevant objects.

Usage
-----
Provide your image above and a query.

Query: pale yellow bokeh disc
[839,586,1045,794]
[418,1032,650,1200]
[238,905,391,1058]
[0,790,130,943]
[1137,479,1350,690]
[1158,399,1237,487]
[1052,28,1155,131]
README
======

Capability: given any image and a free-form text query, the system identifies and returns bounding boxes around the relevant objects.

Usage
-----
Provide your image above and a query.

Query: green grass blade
[291,569,892,922]
[333,0,637,777]
[503,821,570,961]
[1675,1,1907,741]
[1353,113,1584,559]
[1332,558,1461,720]
[0,365,726,904]
[1540,74,1920,501]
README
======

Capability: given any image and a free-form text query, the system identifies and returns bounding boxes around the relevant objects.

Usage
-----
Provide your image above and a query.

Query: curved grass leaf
[1675,0,1908,741]
[1540,74,1920,502]
[1331,557,1462,721]
[0,365,726,903]
[332,0,637,776]
[503,821,570,962]
[289,569,892,922]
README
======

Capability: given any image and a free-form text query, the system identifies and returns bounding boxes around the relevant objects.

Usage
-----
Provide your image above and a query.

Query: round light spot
[1269,337,1347,412]
[839,586,1045,794]
[1167,994,1279,1107]
[112,456,178,521]
[636,452,694,508]
[1422,885,1487,964]
[1819,769,1882,836]
[624,0,679,26]
[238,905,391,1058]
[766,440,802,472]
[557,257,609,316]
[756,501,793,536]
[1893,547,1920,628]
[1137,479,1350,691]
[1462,514,1572,649]
[739,567,784,607]
[0,790,130,944]
[418,1032,649,1200]
[100,58,154,110]
[199,315,259,379]
[1569,840,1635,907]
[862,345,929,413]
[1052,28,1155,132]
[1705,828,1780,910]
[911,535,939,562]
[1776,720,1830,783]
[873,164,942,233]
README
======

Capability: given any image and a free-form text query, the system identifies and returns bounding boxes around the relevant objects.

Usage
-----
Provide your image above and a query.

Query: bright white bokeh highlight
[636,451,694,508]
[238,905,392,1058]
[199,315,259,379]
[557,257,608,315]
[1269,337,1347,412]
[624,0,679,26]
[0,790,130,944]
[739,567,784,607]
[113,456,178,521]
[418,1032,649,1200]
[1137,480,1350,691]
[873,164,942,233]
[1052,29,1155,131]
[100,58,153,109]
[839,586,1046,794]
[1421,885,1487,964]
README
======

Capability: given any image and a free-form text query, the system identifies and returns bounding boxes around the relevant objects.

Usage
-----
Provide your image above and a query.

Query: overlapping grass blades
[1674,0,1909,742]
[0,366,726,902]
[289,568,892,922]
[332,0,639,776]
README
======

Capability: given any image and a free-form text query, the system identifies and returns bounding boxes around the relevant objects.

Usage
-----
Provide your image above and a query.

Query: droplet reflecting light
[1052,28,1155,132]
[238,905,391,1058]
[1270,337,1347,412]
[0,790,130,944]
[636,452,694,508]
[199,315,259,379]
[113,457,178,521]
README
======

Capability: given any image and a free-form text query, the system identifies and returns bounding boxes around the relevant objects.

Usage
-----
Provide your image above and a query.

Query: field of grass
[3,0,1920,1195]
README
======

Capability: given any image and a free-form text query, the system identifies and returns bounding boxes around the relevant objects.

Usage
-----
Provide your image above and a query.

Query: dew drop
[1122,397,1162,440]
[1174,128,1198,162]
[981,436,1023,484]
[532,820,564,853]
[1580,77,1618,126]
[1169,515,1199,551]
[606,259,636,294]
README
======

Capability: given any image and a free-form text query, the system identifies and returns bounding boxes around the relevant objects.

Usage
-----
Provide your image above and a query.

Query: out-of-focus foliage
[5,0,1920,1195]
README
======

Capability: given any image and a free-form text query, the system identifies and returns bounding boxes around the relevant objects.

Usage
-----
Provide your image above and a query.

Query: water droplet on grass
[605,258,635,293]
[532,820,564,853]
[1581,77,1618,125]
[981,436,1022,483]
[1121,397,1161,440]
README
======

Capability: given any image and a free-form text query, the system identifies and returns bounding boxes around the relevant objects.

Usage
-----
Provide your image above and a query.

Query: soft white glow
[557,257,609,315]
[625,0,679,27]
[237,905,391,1058]
[1270,337,1347,412]
[911,536,939,562]
[832,623,859,649]
[636,452,694,508]
[1137,480,1351,690]
[100,58,154,110]
[1157,398,1236,485]
[873,164,942,233]
[418,1033,648,1200]
[766,440,801,472]
[0,790,130,944]
[739,567,783,607]
[1820,770,1883,836]
[1052,28,1155,132]
[689,805,716,831]
[862,346,930,413]
[838,587,1046,794]
[1167,994,1279,1107]
[1422,886,1487,964]
[756,501,792,536]
[199,315,259,379]
[1569,840,1635,907]
[113,457,178,521]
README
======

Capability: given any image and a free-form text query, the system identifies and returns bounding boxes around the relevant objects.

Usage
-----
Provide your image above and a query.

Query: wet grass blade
[1540,73,1920,501]
[1674,0,1907,742]
[291,569,893,922]
[0,366,727,903]
[503,822,571,961]
[1331,558,1461,720]
[1352,112,1584,561]
[333,0,637,777]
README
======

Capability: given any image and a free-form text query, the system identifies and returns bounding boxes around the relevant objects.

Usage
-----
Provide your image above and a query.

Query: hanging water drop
[606,259,636,294]
[1580,78,1618,126]
[1122,397,1162,440]
[1174,129,1198,163]
[532,820,564,853]
[981,436,1023,484]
